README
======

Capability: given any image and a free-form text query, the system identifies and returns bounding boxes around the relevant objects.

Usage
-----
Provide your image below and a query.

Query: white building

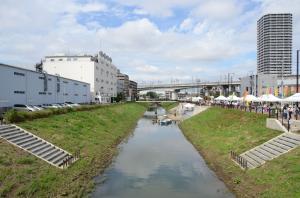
[43,51,118,103]
[0,63,90,109]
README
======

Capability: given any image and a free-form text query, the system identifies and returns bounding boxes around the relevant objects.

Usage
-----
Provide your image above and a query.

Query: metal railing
[230,151,248,170]
[214,103,292,131]
[62,149,80,169]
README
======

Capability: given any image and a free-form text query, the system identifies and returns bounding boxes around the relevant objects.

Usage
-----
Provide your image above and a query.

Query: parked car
[65,102,80,107]
[13,104,36,112]
[28,105,42,111]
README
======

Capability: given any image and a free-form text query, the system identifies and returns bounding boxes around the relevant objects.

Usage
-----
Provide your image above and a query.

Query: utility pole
[297,50,299,93]
[228,73,230,96]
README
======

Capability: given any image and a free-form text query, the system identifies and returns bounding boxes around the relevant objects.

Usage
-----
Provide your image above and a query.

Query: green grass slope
[180,107,300,197]
[0,103,147,197]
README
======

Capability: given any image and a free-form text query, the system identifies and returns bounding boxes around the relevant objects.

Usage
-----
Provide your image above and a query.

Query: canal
[92,107,234,198]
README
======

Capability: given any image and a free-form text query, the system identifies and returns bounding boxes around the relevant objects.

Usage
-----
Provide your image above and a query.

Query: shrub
[3,104,108,123]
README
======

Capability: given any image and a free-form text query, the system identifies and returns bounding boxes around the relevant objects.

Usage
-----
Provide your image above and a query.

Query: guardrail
[230,151,248,170]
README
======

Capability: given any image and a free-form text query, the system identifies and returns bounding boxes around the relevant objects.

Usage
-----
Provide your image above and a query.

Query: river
[92,107,234,198]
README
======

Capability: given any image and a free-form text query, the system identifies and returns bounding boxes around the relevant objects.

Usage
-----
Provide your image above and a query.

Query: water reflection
[92,108,234,198]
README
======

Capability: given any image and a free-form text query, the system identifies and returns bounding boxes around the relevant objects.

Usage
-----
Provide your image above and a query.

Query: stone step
[26,140,45,150]
[0,126,15,131]
[245,152,265,165]
[264,143,286,153]
[11,134,33,144]
[284,133,300,141]
[36,146,56,157]
[260,145,282,156]
[0,125,75,169]
[9,133,31,143]
[40,148,60,159]
[46,150,65,162]
[241,154,261,168]
[249,150,271,161]
[22,139,43,149]
[254,148,276,159]
[52,153,69,165]
[0,128,20,136]
[268,141,291,151]
[56,156,73,167]
[34,145,54,156]
[17,137,38,147]
[279,136,300,145]
[1,130,23,138]
[273,139,297,148]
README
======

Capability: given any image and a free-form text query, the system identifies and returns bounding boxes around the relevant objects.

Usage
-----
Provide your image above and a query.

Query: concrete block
[266,118,288,132]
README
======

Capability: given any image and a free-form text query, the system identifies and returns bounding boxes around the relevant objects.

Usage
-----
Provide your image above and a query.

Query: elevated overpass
[138,81,241,91]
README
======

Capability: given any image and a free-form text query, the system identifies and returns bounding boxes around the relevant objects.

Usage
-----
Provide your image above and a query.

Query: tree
[116,92,125,102]
[146,91,158,99]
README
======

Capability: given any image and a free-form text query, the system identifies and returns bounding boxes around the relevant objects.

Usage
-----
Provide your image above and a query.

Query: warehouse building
[42,51,118,103]
[0,63,90,109]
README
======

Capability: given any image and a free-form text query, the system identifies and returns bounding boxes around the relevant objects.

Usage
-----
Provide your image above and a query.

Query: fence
[214,103,292,131]
[230,151,248,170]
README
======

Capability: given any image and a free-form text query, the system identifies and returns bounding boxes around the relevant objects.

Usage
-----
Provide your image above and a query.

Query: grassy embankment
[160,101,178,111]
[0,103,148,197]
[180,107,300,198]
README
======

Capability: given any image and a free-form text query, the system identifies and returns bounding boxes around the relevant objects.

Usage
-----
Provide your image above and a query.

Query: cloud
[191,0,243,21]
[114,0,198,17]
[136,65,159,73]
[0,0,299,84]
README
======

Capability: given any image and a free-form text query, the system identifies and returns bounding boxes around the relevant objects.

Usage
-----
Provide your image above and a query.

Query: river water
[92,107,234,198]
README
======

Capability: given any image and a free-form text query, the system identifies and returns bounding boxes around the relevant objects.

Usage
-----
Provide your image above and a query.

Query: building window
[63,81,68,84]
[83,94,87,96]
[14,72,25,76]
[74,94,78,96]
[74,83,78,85]
[14,91,25,94]
[48,92,52,95]
[39,76,45,80]
[39,92,46,95]
[58,58,63,61]
[50,59,55,61]
[96,78,99,82]
[67,58,71,61]
[73,58,78,61]
[83,85,87,87]
[48,78,52,81]
[63,93,68,96]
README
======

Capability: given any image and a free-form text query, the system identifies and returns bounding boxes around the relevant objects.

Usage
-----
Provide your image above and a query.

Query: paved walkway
[167,104,210,121]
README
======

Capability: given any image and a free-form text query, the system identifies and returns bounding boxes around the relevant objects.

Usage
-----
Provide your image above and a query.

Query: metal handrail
[230,151,248,169]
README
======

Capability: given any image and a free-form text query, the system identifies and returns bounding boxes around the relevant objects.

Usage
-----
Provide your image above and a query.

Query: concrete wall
[0,64,90,108]
[266,118,287,132]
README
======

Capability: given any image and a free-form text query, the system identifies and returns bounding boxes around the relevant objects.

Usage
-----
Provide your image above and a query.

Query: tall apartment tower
[257,13,292,76]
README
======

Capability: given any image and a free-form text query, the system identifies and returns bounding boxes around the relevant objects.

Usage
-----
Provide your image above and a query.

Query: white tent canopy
[227,95,241,101]
[215,95,228,101]
[258,94,282,102]
[191,96,203,102]
[283,93,300,102]
[243,94,259,102]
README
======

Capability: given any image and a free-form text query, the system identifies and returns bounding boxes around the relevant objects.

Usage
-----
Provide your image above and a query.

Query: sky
[0,0,300,85]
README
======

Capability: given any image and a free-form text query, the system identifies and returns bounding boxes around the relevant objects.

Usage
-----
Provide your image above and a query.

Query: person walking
[288,105,293,120]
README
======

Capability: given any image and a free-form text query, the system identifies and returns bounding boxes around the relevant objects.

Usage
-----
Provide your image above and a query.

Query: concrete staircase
[238,132,300,169]
[0,124,77,169]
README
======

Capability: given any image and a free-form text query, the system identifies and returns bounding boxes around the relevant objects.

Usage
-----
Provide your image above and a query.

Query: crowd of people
[213,100,300,120]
